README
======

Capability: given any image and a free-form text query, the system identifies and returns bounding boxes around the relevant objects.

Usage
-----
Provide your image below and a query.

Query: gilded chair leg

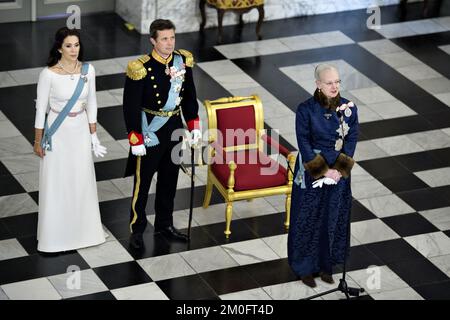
[225,202,233,238]
[284,194,291,229]
[203,175,213,209]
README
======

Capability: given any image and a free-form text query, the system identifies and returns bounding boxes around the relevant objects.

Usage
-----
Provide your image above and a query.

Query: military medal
[165,63,170,75]
[344,107,352,117]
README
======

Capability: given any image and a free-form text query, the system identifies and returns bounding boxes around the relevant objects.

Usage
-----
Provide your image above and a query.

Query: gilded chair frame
[202,95,296,237]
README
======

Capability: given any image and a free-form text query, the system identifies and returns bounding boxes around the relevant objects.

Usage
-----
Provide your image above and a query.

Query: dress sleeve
[86,64,98,124]
[296,102,329,179]
[34,68,51,129]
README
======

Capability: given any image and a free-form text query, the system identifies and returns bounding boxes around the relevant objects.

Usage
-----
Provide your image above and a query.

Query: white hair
[314,63,339,81]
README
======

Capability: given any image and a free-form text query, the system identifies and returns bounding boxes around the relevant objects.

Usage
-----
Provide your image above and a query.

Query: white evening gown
[34,64,105,252]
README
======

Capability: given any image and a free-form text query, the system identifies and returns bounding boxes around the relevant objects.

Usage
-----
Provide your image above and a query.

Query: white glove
[131,144,146,156]
[312,177,337,188]
[91,132,107,158]
[190,129,202,148]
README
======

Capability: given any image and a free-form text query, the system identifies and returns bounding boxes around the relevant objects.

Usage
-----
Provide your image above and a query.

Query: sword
[188,145,195,240]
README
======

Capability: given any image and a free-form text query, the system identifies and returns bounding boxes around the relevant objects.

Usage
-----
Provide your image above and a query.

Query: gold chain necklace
[58,60,79,80]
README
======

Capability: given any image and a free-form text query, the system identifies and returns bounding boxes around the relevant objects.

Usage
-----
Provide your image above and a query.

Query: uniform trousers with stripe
[129,124,182,234]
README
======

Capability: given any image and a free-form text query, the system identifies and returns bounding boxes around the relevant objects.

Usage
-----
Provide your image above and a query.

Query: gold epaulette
[126,55,151,80]
[176,49,194,67]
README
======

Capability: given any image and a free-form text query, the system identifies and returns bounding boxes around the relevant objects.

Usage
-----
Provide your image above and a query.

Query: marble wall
[115,0,411,34]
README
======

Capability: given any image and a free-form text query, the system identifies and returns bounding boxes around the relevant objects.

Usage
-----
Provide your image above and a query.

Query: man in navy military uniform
[123,19,201,249]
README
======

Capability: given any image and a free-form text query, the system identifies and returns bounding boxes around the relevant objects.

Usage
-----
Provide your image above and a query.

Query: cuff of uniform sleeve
[187,117,200,131]
[332,153,355,178]
[128,131,144,146]
[303,154,329,179]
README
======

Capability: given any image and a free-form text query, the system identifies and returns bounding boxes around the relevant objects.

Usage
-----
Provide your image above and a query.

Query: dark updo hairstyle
[47,27,84,67]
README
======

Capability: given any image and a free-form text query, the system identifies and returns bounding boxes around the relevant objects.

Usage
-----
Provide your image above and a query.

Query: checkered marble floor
[0,3,450,300]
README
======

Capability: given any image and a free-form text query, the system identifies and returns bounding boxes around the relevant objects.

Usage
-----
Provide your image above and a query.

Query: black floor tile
[397,189,450,212]
[165,227,218,252]
[102,218,132,241]
[0,175,25,197]
[99,198,131,223]
[245,259,297,287]
[351,200,378,223]
[30,251,90,276]
[2,212,38,238]
[93,261,152,290]
[201,219,258,246]
[0,256,36,285]
[428,148,450,168]
[413,280,450,300]
[94,159,128,181]
[345,245,384,272]
[358,158,411,179]
[395,151,444,172]
[421,110,450,128]
[0,221,12,240]
[16,234,38,255]
[156,274,218,300]
[433,186,450,206]
[0,251,90,285]
[28,191,39,204]
[200,266,259,296]
[242,212,288,238]
[66,291,116,300]
[97,106,128,140]
[381,213,439,237]
[119,232,172,260]
[359,116,435,140]
[378,175,429,193]
[365,239,427,265]
[96,74,126,91]
[388,258,449,287]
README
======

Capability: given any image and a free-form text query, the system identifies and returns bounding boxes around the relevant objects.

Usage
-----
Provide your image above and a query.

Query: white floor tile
[180,246,238,273]
[1,278,61,300]
[222,238,279,265]
[111,282,169,300]
[351,219,400,244]
[359,194,415,218]
[0,238,28,261]
[404,232,450,258]
[138,253,196,281]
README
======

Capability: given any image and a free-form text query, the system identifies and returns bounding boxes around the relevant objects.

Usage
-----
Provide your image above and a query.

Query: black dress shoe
[130,233,144,249]
[301,275,317,288]
[155,226,188,242]
[319,272,335,284]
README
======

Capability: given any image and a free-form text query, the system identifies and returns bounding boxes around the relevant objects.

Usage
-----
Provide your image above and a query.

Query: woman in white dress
[33,27,107,253]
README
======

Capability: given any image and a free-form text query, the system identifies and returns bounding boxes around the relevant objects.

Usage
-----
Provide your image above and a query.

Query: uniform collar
[151,50,173,65]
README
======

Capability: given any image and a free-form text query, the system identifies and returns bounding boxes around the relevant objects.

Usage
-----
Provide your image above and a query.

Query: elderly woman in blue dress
[288,63,359,288]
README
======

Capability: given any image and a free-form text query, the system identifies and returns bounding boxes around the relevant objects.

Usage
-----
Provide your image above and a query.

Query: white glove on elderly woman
[91,132,107,158]
[312,177,337,188]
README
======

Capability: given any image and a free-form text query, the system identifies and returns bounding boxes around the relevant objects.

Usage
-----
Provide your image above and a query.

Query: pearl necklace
[58,60,79,80]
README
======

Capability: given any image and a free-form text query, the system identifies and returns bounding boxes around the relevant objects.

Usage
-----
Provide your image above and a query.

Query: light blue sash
[141,54,184,147]
[294,149,321,189]
[41,63,89,151]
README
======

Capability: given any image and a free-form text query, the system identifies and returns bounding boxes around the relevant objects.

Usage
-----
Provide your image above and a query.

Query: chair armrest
[261,134,291,158]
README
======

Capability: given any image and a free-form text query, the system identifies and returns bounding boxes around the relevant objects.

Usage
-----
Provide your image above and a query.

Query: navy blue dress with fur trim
[288,94,359,277]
